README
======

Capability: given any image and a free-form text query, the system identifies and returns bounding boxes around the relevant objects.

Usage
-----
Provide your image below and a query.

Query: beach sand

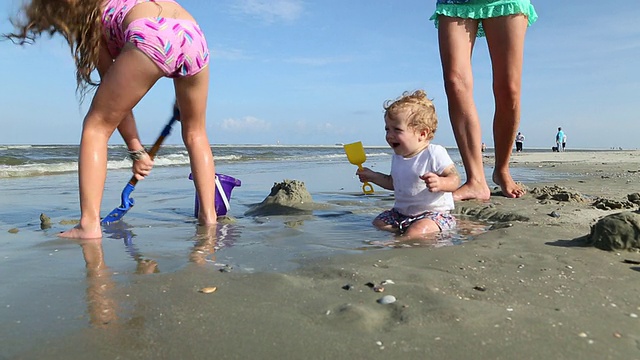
[4,151,640,359]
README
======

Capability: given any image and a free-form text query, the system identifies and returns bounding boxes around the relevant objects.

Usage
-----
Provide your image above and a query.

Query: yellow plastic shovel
[343,141,375,194]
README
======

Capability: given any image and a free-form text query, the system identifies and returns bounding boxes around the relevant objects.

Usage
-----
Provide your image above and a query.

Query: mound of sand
[245,180,315,216]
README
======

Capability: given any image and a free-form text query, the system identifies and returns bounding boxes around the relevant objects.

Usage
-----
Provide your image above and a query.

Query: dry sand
[15,150,640,360]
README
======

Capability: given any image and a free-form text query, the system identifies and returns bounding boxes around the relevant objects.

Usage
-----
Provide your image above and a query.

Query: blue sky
[1,0,639,149]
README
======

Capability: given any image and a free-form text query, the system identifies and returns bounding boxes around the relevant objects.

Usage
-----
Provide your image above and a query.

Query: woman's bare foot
[59,222,102,239]
[453,180,491,201]
[492,171,525,198]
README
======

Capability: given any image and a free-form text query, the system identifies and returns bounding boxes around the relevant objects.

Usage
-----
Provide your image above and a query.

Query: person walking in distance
[515,131,525,152]
[556,127,565,152]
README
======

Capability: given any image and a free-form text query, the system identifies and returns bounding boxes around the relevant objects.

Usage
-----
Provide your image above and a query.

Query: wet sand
[5,150,640,359]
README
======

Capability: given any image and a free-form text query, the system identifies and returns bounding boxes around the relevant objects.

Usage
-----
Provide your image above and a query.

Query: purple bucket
[189,173,241,217]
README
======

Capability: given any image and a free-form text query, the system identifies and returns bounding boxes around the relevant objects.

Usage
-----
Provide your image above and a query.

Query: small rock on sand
[40,213,52,229]
[586,211,640,251]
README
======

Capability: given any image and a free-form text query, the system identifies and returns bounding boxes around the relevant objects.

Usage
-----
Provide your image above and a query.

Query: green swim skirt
[430,0,538,37]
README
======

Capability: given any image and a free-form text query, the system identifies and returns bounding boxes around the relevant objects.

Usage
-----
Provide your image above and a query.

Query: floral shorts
[376,208,456,233]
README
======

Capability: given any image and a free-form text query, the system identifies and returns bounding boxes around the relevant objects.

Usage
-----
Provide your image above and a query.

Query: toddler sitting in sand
[357,90,460,238]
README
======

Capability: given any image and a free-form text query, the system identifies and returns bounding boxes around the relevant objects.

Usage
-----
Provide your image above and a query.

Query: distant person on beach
[431,0,537,200]
[481,142,487,152]
[562,132,567,151]
[515,131,525,152]
[5,0,217,239]
[356,90,460,238]
[556,127,565,152]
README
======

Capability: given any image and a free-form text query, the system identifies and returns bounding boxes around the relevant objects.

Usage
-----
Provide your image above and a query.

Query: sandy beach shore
[5,150,640,359]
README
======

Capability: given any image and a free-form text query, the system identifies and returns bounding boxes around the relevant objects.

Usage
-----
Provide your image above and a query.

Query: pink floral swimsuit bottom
[125,17,209,77]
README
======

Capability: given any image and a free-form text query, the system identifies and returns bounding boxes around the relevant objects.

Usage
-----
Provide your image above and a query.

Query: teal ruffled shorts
[430,0,538,37]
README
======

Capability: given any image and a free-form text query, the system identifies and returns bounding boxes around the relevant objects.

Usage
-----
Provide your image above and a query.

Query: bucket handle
[215,175,231,213]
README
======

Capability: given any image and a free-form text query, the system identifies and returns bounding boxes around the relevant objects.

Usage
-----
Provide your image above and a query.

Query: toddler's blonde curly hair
[384,90,438,140]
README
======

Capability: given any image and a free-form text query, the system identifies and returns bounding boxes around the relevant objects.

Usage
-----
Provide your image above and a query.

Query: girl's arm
[357,167,394,190]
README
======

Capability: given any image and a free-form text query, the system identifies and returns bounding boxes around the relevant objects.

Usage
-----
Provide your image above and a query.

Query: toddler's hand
[421,172,442,192]
[356,167,374,183]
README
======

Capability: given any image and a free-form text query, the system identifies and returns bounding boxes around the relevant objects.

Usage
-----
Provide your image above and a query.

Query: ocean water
[0,143,573,180]
[0,144,570,275]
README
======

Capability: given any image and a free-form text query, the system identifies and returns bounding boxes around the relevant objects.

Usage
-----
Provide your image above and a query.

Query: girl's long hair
[5,0,105,101]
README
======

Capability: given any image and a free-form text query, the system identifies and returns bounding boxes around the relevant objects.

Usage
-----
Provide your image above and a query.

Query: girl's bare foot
[59,222,102,239]
[198,210,217,226]
[492,171,525,198]
[453,180,491,201]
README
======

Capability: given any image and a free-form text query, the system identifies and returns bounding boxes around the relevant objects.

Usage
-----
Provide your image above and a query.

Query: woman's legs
[438,16,490,201]
[60,44,164,239]
[173,66,217,225]
[483,15,528,198]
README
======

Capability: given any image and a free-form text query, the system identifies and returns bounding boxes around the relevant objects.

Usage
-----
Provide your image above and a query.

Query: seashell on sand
[377,295,396,304]
[199,287,217,294]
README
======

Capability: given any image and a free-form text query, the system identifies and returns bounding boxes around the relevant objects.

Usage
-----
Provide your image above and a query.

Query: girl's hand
[132,152,154,180]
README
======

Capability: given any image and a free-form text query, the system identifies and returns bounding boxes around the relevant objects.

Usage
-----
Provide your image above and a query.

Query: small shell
[377,295,396,304]
[199,286,217,294]
[373,285,385,293]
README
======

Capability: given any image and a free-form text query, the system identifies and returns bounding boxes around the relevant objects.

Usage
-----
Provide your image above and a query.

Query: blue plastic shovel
[101,106,180,225]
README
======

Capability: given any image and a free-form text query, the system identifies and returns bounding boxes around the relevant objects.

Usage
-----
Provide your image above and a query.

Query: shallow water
[0,145,567,276]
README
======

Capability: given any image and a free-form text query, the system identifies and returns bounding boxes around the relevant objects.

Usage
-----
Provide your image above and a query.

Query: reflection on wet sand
[190,225,219,265]
[77,222,240,327]
[78,239,118,328]
[190,223,240,265]
[103,223,161,274]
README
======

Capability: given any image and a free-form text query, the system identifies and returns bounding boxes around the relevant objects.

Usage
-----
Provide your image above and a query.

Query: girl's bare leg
[174,67,217,225]
[60,44,163,239]
[483,15,528,198]
[438,16,490,201]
